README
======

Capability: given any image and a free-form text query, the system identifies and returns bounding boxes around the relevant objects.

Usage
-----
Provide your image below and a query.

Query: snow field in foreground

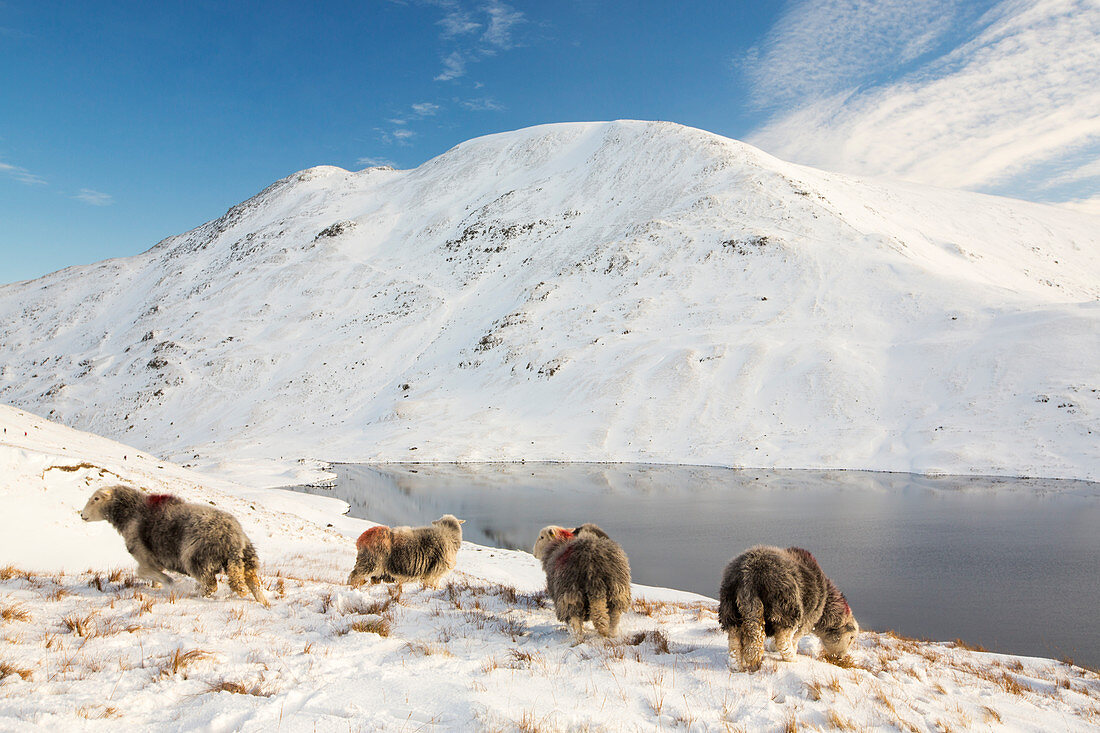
[1,404,1098,731]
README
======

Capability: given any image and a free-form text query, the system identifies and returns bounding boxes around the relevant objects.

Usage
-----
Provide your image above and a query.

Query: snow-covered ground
[1,121,1098,487]
[2,404,1098,731]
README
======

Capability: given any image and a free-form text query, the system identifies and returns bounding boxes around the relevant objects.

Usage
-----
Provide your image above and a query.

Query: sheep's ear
[457,519,466,524]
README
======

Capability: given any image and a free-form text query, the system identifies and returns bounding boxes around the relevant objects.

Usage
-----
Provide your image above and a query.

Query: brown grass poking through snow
[0,603,30,623]
[62,611,100,637]
[349,617,391,636]
[205,680,274,697]
[0,661,34,681]
[343,597,392,617]
[77,705,121,719]
[625,629,671,654]
[158,647,213,679]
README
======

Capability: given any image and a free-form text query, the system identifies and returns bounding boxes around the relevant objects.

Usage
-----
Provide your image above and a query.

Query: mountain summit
[2,121,1098,484]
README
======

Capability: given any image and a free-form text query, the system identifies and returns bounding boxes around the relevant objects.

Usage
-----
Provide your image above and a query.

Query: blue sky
[2,0,1098,283]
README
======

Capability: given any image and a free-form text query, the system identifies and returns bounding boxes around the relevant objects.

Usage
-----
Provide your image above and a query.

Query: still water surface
[293,462,1100,666]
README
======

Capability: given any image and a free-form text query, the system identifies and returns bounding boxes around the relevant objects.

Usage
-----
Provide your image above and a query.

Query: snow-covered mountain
[1,120,1098,484]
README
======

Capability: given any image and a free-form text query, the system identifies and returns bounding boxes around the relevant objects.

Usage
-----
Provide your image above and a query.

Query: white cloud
[411,102,440,116]
[355,156,397,169]
[481,0,523,51]
[0,159,46,186]
[746,0,1100,203]
[428,1,525,81]
[438,8,481,38]
[434,50,467,81]
[459,96,504,111]
[1057,195,1100,216]
[392,128,415,141]
[743,0,962,111]
[73,188,113,206]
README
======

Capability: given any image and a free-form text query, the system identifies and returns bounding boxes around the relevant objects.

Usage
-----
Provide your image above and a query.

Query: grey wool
[532,524,631,643]
[718,545,858,670]
[347,515,464,588]
[80,485,269,606]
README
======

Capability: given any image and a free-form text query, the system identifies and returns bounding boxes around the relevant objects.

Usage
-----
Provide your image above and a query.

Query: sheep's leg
[727,627,742,666]
[197,570,218,597]
[244,567,269,607]
[226,560,250,599]
[136,563,173,587]
[127,542,173,587]
[774,626,797,662]
[608,607,622,636]
[590,596,611,637]
[739,620,766,671]
[568,616,585,645]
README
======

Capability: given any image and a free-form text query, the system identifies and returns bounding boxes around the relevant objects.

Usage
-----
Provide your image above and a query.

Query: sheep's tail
[589,587,611,637]
[736,581,766,670]
[242,541,270,607]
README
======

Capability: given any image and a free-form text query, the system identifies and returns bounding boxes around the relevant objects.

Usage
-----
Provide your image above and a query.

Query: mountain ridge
[2,120,1097,485]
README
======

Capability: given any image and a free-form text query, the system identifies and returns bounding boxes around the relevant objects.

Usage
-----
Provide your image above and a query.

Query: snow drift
[1,120,1097,484]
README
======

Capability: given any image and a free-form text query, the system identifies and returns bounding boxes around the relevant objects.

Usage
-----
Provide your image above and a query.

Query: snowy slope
[2,404,1098,731]
[1,120,1098,485]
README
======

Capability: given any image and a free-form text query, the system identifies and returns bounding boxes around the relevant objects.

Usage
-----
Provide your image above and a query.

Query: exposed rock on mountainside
[1,121,1097,484]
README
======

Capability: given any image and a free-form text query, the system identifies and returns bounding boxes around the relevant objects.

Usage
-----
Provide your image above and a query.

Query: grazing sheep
[80,485,268,606]
[347,515,464,588]
[532,523,631,643]
[718,545,858,670]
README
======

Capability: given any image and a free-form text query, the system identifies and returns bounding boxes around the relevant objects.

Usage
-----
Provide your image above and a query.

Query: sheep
[532,523,631,643]
[718,545,858,670]
[80,485,268,606]
[347,515,464,588]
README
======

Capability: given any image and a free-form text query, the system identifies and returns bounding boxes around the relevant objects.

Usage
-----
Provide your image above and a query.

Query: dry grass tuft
[62,611,100,637]
[783,711,799,733]
[405,641,454,658]
[0,661,34,681]
[0,603,30,623]
[625,629,671,654]
[205,680,274,697]
[344,597,392,617]
[77,705,121,719]
[159,647,213,678]
[0,566,33,582]
[349,617,391,637]
[824,709,858,730]
[952,637,988,653]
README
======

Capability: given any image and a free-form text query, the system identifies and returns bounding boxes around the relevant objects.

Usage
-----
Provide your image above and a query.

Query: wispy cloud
[458,96,504,111]
[438,8,481,38]
[73,188,113,206]
[745,0,1100,205]
[411,102,440,116]
[742,0,963,112]
[374,126,416,146]
[355,156,397,169]
[0,159,47,186]
[434,50,467,81]
[427,0,526,81]
[481,0,524,52]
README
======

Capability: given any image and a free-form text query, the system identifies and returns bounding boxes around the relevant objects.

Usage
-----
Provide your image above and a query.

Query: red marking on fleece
[554,544,575,571]
[356,526,391,549]
[146,494,180,510]
[556,528,574,540]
